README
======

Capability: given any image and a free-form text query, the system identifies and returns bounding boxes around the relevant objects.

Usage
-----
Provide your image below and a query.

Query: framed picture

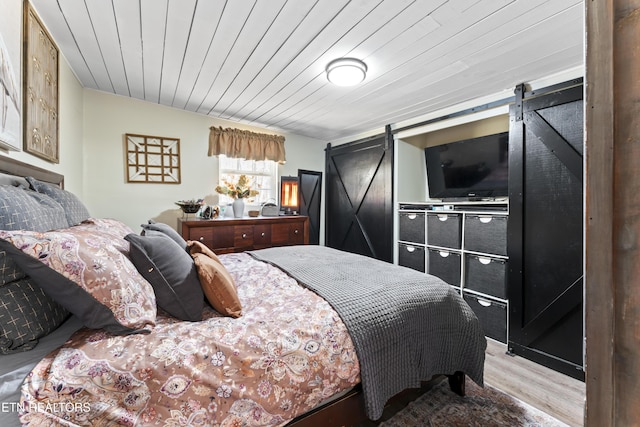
[23,2,59,163]
[125,133,181,184]
[0,0,23,151]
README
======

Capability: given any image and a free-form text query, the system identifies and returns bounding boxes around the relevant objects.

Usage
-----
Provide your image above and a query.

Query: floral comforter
[19,253,360,426]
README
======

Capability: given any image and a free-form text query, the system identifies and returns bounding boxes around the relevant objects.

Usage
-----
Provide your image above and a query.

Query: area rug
[379,378,570,427]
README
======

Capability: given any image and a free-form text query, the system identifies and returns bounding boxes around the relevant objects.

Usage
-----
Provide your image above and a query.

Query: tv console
[397,201,509,343]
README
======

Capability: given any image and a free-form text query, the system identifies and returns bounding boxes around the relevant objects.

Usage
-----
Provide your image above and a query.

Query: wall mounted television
[424,131,509,201]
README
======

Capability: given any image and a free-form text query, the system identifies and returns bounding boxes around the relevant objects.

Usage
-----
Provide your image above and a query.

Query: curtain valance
[208,127,286,164]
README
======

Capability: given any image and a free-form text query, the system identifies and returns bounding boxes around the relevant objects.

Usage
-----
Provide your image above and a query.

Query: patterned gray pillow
[0,185,69,231]
[26,177,90,226]
[0,277,69,354]
[0,248,25,286]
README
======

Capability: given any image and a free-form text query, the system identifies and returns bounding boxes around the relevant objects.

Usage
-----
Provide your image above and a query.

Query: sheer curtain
[208,126,286,164]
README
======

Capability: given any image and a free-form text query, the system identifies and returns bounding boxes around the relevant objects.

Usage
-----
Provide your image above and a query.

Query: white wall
[82,90,326,235]
[0,56,85,196]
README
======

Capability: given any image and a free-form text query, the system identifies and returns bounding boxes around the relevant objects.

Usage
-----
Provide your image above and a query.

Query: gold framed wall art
[125,133,181,184]
[23,2,59,163]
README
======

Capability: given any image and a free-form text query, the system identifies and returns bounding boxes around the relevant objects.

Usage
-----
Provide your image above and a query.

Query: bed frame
[0,155,467,426]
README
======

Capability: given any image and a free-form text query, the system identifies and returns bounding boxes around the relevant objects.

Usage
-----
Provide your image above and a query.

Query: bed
[0,156,486,426]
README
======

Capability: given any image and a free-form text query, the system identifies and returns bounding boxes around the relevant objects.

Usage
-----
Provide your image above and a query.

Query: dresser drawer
[253,224,271,247]
[289,222,305,245]
[272,222,305,245]
[234,225,254,248]
[187,227,235,251]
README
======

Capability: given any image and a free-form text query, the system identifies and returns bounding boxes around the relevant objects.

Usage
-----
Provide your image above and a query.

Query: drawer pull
[294,229,299,234]
[438,251,450,258]
[437,214,449,222]
[477,299,492,307]
[242,233,247,239]
[407,213,417,220]
[479,216,493,224]
[261,232,265,237]
[405,246,416,253]
[478,257,492,265]
[199,237,204,242]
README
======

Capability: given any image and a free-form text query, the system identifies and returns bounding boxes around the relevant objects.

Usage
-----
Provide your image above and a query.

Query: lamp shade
[326,58,367,86]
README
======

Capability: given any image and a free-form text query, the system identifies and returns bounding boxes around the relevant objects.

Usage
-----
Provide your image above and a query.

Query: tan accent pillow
[191,252,242,318]
[187,240,222,264]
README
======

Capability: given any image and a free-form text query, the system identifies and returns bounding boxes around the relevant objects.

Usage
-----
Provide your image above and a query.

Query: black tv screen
[425,131,509,200]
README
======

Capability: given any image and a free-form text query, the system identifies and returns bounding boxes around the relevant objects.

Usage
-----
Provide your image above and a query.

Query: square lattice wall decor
[125,133,181,184]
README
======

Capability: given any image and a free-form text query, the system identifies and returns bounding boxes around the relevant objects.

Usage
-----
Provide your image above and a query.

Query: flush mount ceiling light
[326,58,367,86]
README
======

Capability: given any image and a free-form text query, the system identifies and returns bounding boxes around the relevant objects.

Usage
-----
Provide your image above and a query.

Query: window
[218,156,277,207]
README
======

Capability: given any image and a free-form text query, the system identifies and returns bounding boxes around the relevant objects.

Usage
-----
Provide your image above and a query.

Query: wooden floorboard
[484,339,586,427]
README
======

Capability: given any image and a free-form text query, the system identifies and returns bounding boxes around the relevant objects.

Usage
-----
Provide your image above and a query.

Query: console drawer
[464,293,507,343]
[464,255,507,299]
[464,214,507,256]
[427,213,461,249]
[398,243,425,273]
[399,212,425,244]
[427,248,461,286]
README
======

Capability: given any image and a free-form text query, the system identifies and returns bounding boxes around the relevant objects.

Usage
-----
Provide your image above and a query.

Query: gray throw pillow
[141,220,187,250]
[0,185,68,231]
[26,177,90,226]
[125,233,204,321]
[0,277,69,354]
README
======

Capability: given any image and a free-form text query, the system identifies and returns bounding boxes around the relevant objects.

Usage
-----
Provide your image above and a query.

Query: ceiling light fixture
[326,58,367,86]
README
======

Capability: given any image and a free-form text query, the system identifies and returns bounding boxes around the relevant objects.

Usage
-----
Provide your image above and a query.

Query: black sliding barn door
[298,169,322,245]
[325,127,394,262]
[508,80,584,380]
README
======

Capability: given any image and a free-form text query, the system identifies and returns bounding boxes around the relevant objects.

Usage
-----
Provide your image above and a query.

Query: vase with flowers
[215,175,259,218]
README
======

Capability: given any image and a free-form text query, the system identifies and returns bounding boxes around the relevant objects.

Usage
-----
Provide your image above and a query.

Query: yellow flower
[215,175,260,199]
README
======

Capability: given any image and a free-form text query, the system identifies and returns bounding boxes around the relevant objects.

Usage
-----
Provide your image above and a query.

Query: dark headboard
[0,156,64,188]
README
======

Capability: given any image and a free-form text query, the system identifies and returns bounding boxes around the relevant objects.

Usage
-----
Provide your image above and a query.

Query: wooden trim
[585,0,614,426]
[0,155,64,187]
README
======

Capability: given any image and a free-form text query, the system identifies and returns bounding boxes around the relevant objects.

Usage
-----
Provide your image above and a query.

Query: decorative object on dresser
[280,175,299,214]
[215,174,259,218]
[124,133,181,183]
[260,200,279,217]
[180,216,309,254]
[175,198,204,216]
[24,2,59,162]
[398,201,509,343]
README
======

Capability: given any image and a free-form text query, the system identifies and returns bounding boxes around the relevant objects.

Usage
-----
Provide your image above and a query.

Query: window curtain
[208,127,286,164]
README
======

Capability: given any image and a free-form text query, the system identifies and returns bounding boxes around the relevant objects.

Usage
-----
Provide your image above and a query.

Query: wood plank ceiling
[30,0,584,142]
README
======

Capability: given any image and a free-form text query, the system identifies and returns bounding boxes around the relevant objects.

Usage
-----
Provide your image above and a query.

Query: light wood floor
[484,339,586,427]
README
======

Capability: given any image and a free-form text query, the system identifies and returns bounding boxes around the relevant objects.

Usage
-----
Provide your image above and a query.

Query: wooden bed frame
[0,155,467,427]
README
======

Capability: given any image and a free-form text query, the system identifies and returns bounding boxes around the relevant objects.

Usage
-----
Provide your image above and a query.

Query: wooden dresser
[179,216,309,254]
